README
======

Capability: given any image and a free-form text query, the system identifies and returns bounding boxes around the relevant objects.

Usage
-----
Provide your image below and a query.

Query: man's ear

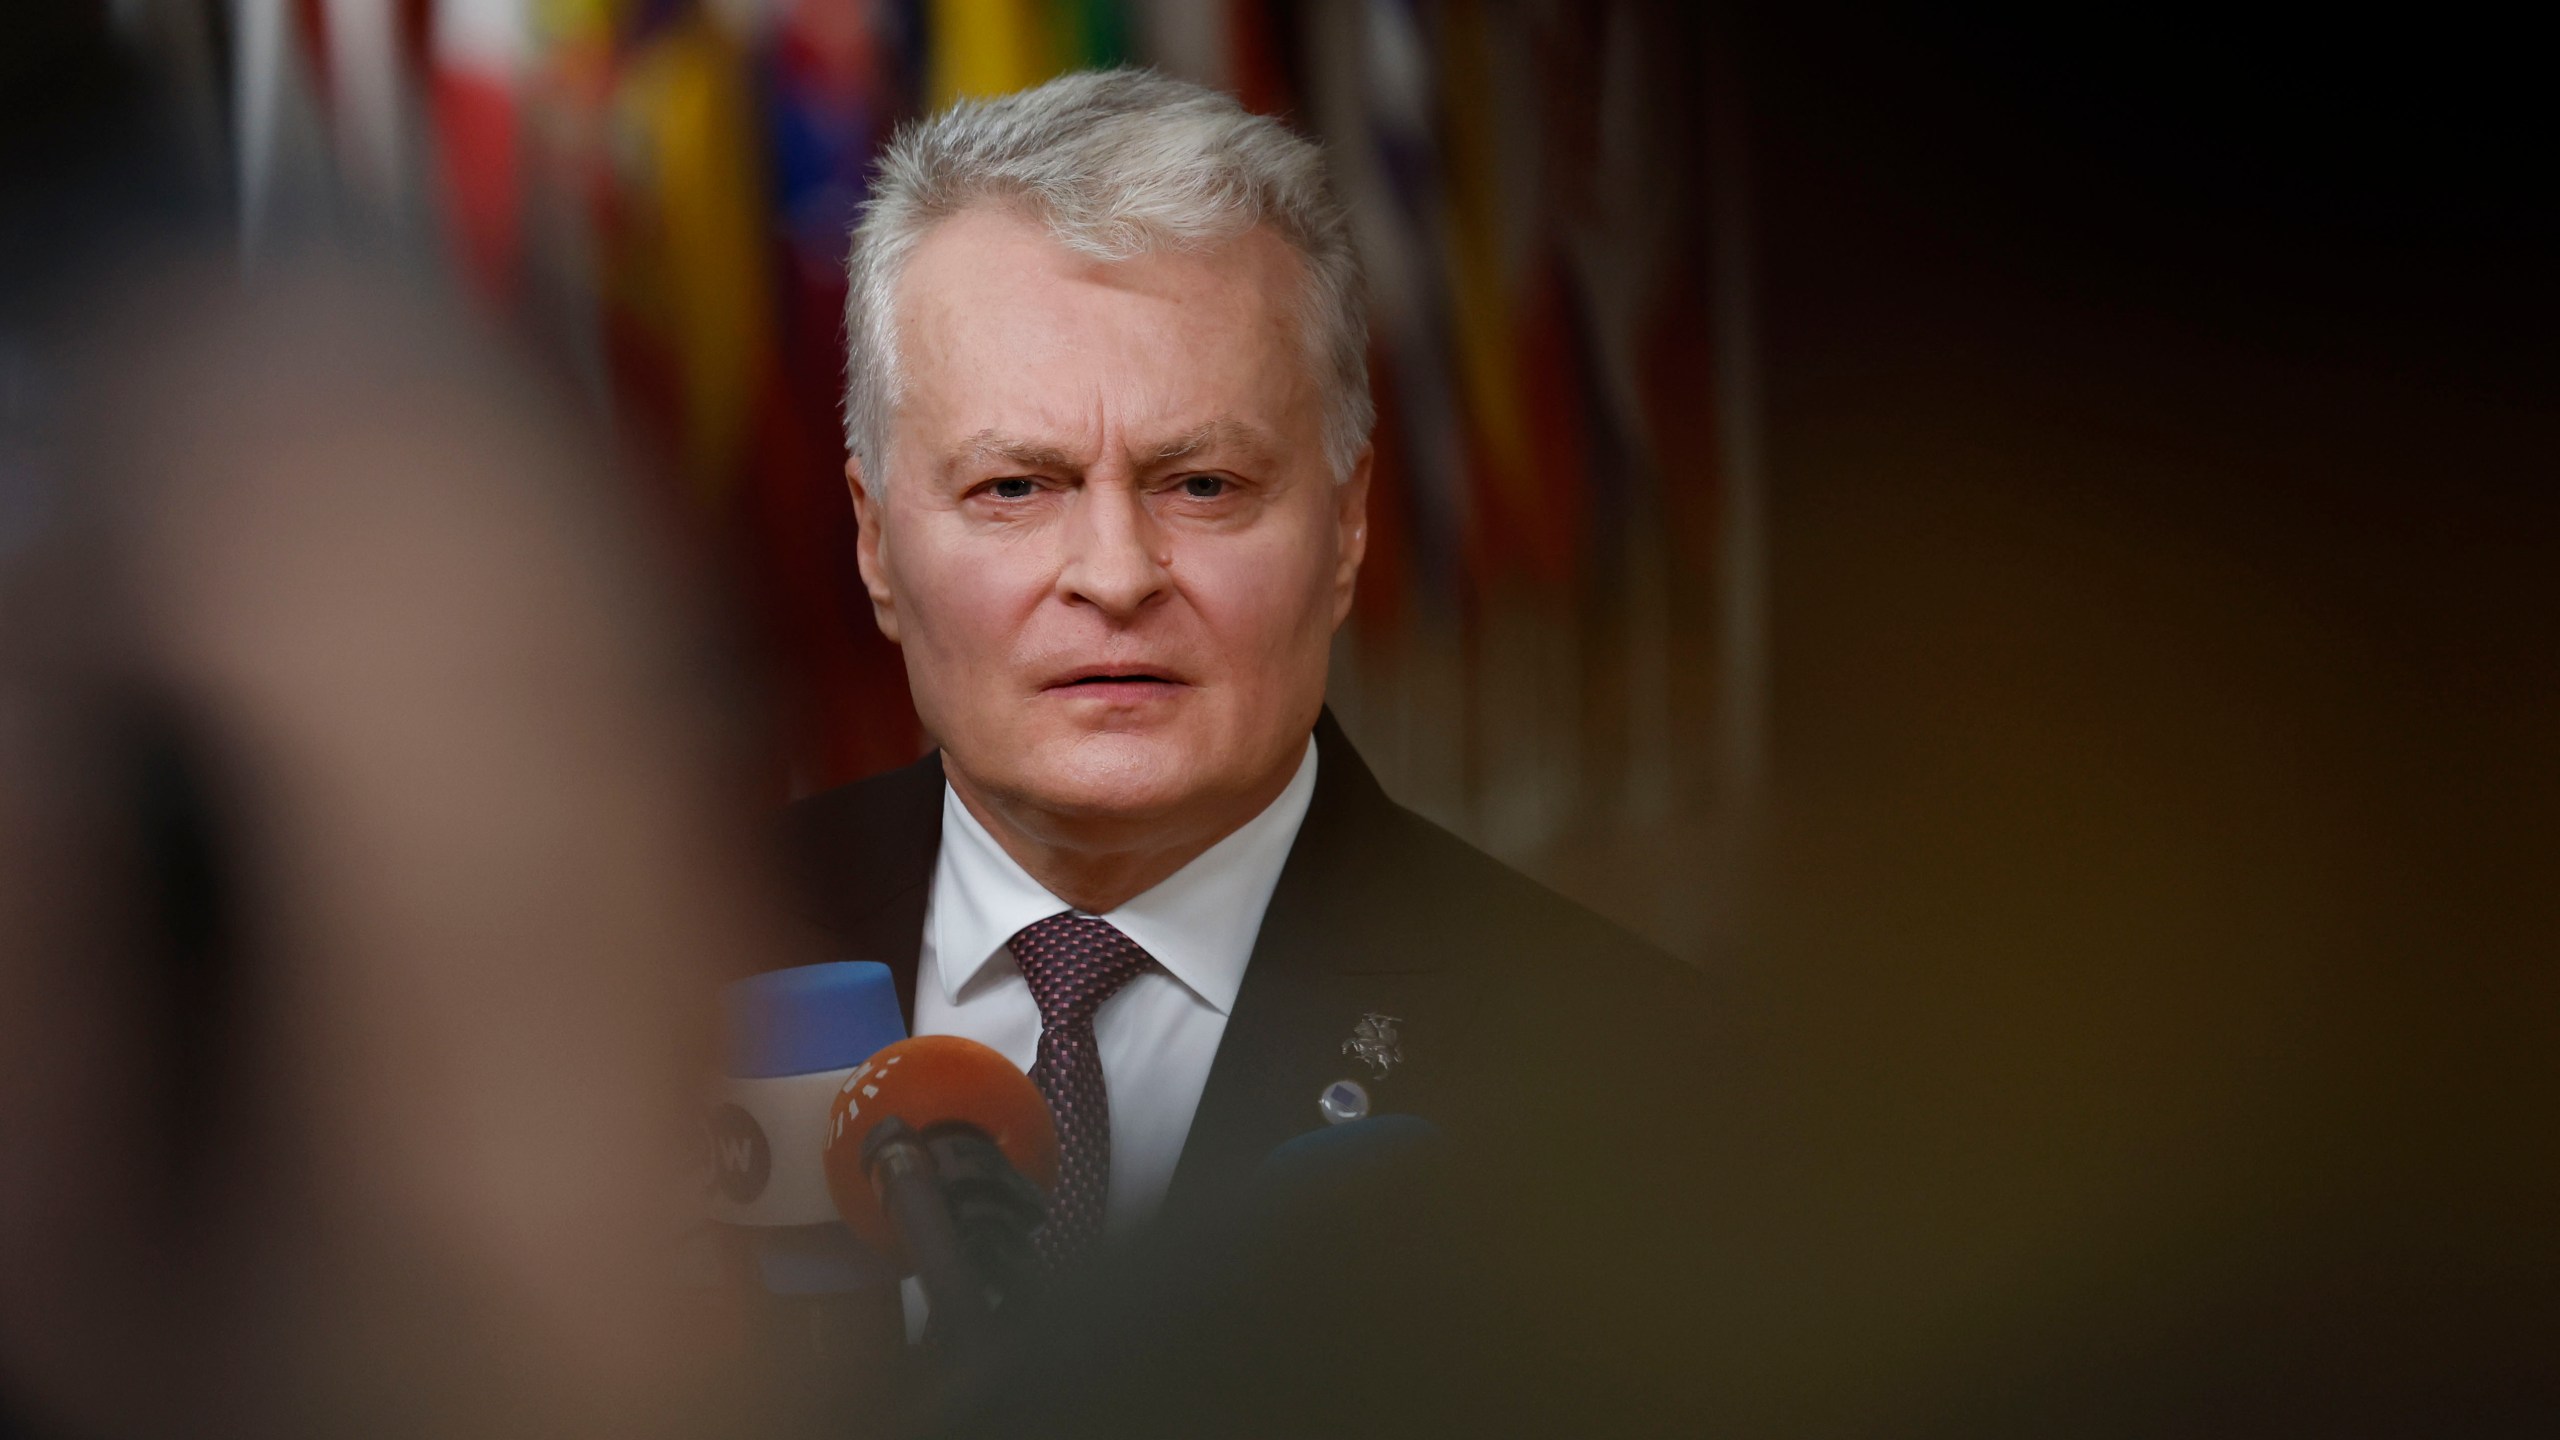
[1330,445,1373,629]
[846,459,901,644]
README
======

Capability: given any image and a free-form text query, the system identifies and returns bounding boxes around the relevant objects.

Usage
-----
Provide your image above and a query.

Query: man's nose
[1056,479,1171,619]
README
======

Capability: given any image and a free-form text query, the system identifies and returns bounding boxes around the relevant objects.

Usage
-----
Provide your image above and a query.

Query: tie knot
[1009,912,1153,1028]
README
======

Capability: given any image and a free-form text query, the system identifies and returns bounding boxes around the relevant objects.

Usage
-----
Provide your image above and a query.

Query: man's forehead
[882,205,1325,489]
[898,207,1300,343]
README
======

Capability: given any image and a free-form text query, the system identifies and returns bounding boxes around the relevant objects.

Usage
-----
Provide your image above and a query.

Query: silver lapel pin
[1342,1011,1403,1079]
[1318,1014,1405,1125]
[1317,1078,1370,1124]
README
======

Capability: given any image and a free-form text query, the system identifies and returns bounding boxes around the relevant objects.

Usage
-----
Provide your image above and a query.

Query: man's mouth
[1044,668,1186,692]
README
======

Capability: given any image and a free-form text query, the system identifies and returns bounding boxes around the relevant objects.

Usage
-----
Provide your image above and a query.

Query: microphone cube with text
[710,962,907,1296]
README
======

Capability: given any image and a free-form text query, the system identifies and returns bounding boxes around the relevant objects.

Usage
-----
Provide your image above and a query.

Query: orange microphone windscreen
[822,1035,1060,1257]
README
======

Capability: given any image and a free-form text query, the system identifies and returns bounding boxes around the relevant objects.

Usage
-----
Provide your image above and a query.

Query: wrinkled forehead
[885,205,1325,469]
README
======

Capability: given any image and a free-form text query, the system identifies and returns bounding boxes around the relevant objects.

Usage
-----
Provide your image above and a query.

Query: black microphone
[822,1034,1059,1352]
[1255,1113,1446,1204]
[929,1113,1461,1439]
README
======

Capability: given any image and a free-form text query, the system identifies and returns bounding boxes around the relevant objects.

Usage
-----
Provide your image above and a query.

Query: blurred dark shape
[0,11,811,1437]
[920,1092,1723,1440]
[1706,9,2560,1436]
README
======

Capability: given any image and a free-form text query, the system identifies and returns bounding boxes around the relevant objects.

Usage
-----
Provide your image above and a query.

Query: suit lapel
[1162,711,1466,1219]
[776,747,944,1025]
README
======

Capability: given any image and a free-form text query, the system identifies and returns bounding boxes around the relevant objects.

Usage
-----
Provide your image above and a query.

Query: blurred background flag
[612,8,772,502]
[929,0,1052,106]
[429,0,532,306]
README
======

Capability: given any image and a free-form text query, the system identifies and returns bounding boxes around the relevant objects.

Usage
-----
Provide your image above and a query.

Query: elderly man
[778,73,1714,1417]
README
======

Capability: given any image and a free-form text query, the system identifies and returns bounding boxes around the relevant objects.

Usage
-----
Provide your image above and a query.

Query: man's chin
[1014,729,1198,821]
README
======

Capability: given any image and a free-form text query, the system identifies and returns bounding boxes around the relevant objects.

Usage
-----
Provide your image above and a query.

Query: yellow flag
[929,0,1066,107]
[620,16,774,501]
[1436,0,1536,554]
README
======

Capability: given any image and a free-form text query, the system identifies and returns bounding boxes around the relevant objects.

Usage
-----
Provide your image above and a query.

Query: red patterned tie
[1008,911,1155,1267]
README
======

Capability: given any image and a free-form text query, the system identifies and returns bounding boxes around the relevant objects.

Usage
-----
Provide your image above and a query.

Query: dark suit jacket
[774,710,1721,1435]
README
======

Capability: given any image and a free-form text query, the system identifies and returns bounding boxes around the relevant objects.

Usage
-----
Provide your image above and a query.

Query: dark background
[1717,8,2555,1433]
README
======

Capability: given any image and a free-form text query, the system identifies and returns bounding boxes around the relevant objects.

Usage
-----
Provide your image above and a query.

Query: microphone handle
[863,1117,993,1349]
[926,1126,1047,1300]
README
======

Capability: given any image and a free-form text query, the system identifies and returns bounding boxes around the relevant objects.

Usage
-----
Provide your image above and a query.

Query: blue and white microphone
[711,961,906,1297]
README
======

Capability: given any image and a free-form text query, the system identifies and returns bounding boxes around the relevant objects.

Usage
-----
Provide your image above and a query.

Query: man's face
[850,206,1367,847]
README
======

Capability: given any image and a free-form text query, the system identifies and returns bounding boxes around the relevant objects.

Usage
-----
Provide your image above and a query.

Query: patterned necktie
[1008,911,1155,1268]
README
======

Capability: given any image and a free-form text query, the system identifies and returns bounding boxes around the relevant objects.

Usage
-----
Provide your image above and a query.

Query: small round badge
[1317,1078,1371,1125]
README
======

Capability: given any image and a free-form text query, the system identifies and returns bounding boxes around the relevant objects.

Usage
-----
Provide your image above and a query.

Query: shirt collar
[930,736,1319,1016]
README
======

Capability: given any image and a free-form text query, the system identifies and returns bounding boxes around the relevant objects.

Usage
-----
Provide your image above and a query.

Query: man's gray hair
[840,69,1372,490]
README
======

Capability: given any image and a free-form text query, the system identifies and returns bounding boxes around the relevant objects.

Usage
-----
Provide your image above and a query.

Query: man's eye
[1179,474,1227,499]
[988,477,1038,500]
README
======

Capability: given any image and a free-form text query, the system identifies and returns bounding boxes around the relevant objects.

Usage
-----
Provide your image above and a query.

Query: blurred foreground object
[0,31,798,1421]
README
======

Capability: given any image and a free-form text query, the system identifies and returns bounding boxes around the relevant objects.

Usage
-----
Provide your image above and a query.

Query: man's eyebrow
[943,421,1279,475]
[1144,419,1277,467]
[948,430,1081,472]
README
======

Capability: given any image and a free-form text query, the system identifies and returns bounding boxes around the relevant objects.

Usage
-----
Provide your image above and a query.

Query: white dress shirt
[914,736,1318,1237]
